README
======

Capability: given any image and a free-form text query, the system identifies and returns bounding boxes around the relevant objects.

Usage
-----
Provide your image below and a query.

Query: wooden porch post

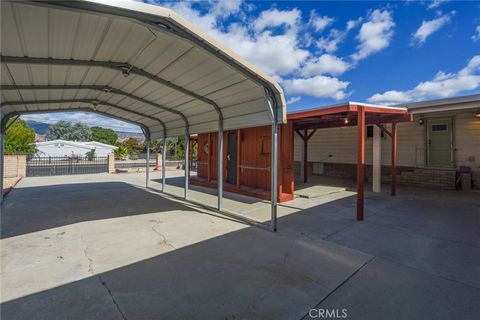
[357,106,365,221]
[391,123,397,196]
[303,129,308,183]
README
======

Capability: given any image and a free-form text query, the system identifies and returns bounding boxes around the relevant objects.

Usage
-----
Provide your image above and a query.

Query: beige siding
[455,111,480,168]
[294,109,480,171]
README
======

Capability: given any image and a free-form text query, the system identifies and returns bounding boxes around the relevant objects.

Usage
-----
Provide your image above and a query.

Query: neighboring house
[35,140,117,157]
[292,94,480,190]
[77,141,119,157]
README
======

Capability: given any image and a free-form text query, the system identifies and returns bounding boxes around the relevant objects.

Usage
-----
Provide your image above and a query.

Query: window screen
[431,124,448,131]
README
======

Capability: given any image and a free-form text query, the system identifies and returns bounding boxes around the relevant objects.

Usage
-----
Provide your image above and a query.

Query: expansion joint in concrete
[300,255,376,320]
[98,275,128,320]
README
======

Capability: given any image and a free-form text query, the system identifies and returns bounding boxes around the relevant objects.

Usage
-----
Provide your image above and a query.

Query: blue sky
[23,0,480,132]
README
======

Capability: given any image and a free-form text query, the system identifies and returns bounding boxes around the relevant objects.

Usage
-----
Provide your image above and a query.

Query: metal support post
[145,139,150,188]
[218,119,224,211]
[162,137,166,192]
[184,131,189,200]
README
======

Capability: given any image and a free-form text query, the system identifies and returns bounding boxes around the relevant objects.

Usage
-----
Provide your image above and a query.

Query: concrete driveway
[1,172,479,319]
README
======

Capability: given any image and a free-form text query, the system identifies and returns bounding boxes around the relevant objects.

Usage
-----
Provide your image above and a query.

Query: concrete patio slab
[295,185,346,199]
[305,257,480,320]
[1,172,479,319]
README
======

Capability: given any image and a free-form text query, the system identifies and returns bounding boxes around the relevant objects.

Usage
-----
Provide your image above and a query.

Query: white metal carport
[0,0,286,230]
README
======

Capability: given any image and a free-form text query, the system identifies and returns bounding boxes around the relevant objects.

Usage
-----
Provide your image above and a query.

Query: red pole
[357,106,365,221]
[391,123,397,196]
[303,129,308,183]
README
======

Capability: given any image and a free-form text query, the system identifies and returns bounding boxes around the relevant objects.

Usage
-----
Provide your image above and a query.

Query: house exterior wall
[36,144,92,157]
[36,141,115,157]
[81,143,117,157]
[193,123,294,201]
[87,146,114,157]
[294,109,480,189]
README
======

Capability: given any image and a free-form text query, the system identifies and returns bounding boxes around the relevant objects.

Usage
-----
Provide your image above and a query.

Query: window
[366,125,384,138]
[431,124,448,132]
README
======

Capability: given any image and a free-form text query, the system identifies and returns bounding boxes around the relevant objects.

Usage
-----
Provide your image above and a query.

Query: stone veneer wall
[294,161,472,190]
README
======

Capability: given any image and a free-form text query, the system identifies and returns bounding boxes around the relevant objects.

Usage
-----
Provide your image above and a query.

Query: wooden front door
[426,118,454,167]
[227,132,237,184]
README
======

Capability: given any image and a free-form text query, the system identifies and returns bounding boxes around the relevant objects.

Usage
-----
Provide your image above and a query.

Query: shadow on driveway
[1,178,479,320]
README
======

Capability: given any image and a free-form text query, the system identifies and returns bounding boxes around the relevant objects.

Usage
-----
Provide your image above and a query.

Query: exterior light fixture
[344,118,349,124]
[418,118,424,125]
[476,112,480,118]
[121,66,131,77]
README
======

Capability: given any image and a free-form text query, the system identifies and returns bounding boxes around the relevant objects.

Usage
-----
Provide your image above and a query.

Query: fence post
[107,154,115,173]
[155,153,161,170]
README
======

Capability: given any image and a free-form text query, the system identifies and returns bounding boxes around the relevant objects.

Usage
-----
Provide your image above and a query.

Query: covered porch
[289,102,413,220]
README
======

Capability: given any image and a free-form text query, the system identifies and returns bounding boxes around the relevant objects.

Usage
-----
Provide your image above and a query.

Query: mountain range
[26,120,144,140]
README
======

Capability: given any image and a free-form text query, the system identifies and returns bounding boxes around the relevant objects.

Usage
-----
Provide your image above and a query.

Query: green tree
[142,139,163,154]
[46,121,92,141]
[166,136,186,160]
[85,149,96,161]
[91,126,118,146]
[120,137,143,155]
[114,146,129,160]
[4,119,36,155]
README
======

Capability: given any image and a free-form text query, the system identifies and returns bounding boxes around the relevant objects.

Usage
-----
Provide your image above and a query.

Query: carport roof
[288,102,412,130]
[0,0,286,139]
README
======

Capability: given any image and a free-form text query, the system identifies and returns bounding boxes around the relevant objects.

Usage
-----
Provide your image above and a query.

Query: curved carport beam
[0,98,165,139]
[1,55,223,203]
[0,85,189,193]
[1,107,151,140]
[0,106,153,202]
[0,56,222,116]
[0,85,189,130]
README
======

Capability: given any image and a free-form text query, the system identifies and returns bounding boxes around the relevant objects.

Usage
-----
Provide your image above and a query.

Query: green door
[426,118,453,167]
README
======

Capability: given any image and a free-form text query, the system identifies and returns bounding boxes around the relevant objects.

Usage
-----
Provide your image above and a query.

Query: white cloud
[316,29,346,53]
[368,55,480,104]
[253,8,301,31]
[283,75,350,100]
[301,54,351,76]
[316,18,362,53]
[142,2,390,103]
[472,25,480,42]
[160,2,308,77]
[351,9,394,62]
[287,96,302,104]
[220,26,309,77]
[411,12,453,46]
[427,0,448,10]
[308,10,334,33]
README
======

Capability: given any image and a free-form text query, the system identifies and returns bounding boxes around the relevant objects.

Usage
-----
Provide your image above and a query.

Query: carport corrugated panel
[1,0,287,139]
